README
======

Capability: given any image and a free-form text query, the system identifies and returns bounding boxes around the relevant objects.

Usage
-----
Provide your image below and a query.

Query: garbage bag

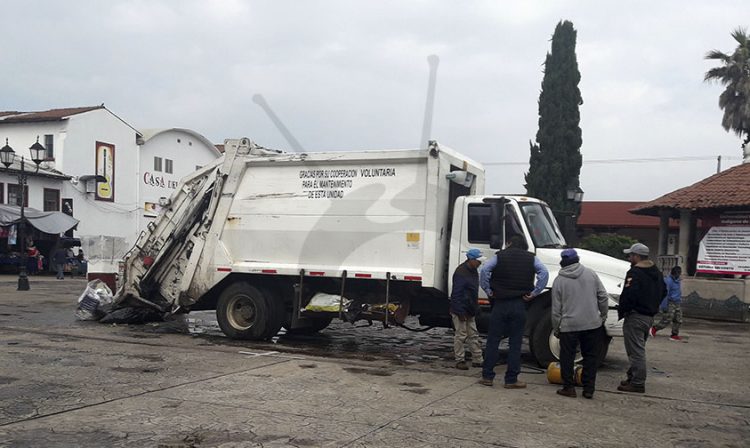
[99,306,164,324]
[304,293,351,312]
[75,280,114,321]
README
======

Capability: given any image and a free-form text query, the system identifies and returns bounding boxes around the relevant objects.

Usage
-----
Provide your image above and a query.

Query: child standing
[651,266,683,341]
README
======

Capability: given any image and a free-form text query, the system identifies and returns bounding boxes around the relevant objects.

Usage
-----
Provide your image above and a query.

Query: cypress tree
[525,20,583,218]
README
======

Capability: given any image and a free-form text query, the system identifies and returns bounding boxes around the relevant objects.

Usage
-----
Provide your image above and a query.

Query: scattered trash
[304,293,351,312]
[74,280,114,321]
[99,306,164,324]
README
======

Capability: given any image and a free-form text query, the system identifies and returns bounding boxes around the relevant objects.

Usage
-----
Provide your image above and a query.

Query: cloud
[2,0,747,201]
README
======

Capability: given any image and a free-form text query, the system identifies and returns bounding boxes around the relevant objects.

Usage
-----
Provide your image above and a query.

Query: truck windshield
[518,202,566,248]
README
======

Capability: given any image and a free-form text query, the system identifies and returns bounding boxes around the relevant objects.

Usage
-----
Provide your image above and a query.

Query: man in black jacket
[449,248,485,370]
[617,243,665,393]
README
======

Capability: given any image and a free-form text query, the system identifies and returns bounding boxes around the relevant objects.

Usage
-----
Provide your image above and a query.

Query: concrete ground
[0,275,748,447]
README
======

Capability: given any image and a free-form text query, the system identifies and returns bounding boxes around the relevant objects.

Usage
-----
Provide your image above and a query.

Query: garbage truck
[116,138,629,366]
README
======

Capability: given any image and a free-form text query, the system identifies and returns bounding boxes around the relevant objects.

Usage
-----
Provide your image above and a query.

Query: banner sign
[702,210,750,228]
[143,202,165,218]
[696,226,750,275]
[95,141,115,202]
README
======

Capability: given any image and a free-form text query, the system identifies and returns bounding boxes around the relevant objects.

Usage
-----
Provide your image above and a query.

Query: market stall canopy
[0,205,79,234]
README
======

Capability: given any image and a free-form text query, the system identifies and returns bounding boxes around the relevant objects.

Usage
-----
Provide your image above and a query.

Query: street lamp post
[562,186,585,245]
[0,137,46,291]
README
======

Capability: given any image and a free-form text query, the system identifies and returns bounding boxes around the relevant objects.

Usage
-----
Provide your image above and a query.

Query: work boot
[471,361,483,368]
[556,387,576,398]
[455,361,469,370]
[620,378,632,386]
[503,381,527,389]
[617,383,645,393]
[582,390,594,399]
[478,377,494,387]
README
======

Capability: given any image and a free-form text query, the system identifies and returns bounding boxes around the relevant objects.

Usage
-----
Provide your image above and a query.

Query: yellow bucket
[546,362,583,386]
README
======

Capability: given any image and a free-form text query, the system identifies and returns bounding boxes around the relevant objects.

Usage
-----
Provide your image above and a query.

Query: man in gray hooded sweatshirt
[551,249,609,399]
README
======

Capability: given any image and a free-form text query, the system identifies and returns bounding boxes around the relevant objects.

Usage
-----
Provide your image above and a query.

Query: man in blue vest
[478,235,549,388]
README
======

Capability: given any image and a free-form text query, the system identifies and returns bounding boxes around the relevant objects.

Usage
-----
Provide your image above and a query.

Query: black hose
[397,323,436,332]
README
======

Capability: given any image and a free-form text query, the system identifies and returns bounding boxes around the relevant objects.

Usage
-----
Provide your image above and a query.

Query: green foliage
[704,27,750,147]
[578,233,638,259]
[525,20,583,216]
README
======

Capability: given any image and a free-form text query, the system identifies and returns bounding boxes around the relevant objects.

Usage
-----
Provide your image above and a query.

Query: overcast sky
[3,0,748,200]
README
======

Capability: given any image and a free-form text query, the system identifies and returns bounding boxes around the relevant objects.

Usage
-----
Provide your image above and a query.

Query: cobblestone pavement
[1,275,749,447]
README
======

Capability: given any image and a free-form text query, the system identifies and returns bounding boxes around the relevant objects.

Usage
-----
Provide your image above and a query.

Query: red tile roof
[0,106,104,123]
[578,202,678,229]
[632,162,750,215]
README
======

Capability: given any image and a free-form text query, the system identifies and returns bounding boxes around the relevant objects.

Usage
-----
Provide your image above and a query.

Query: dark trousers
[559,326,603,393]
[482,297,526,384]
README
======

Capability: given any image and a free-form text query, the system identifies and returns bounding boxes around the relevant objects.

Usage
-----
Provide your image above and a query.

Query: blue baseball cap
[560,248,578,259]
[466,248,484,260]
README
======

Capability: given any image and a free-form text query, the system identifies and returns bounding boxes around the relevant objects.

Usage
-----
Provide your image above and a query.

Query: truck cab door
[449,199,526,299]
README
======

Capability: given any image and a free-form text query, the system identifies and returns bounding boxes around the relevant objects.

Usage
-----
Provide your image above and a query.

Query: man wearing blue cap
[449,248,485,370]
[551,249,609,399]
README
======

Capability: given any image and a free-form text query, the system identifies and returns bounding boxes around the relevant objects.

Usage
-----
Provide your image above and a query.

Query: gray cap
[623,243,649,256]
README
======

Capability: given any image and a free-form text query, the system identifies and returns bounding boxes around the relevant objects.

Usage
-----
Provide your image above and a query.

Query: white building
[0,106,220,275]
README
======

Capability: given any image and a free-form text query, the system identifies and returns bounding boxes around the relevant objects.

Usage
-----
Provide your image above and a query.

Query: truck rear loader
[117,138,628,366]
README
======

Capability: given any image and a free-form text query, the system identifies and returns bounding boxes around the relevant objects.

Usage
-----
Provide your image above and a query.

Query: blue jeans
[482,297,526,384]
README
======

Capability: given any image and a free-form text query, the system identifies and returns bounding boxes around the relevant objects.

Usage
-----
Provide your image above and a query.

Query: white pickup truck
[117,138,628,366]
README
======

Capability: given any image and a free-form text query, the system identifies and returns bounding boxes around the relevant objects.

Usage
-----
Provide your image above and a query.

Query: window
[0,183,4,204]
[43,188,60,211]
[467,203,525,245]
[165,159,173,174]
[8,184,28,207]
[44,134,54,159]
[154,156,162,172]
[468,204,491,244]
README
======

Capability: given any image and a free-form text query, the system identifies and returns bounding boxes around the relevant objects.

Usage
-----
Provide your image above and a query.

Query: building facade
[0,106,220,274]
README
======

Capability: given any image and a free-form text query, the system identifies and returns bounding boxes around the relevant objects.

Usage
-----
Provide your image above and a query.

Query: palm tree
[704,28,750,149]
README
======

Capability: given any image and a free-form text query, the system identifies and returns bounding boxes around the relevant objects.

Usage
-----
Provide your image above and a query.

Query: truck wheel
[598,336,613,367]
[216,282,281,340]
[530,316,585,367]
[285,317,333,335]
[530,317,555,368]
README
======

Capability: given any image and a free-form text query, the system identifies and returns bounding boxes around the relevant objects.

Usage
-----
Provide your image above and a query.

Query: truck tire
[530,316,555,368]
[285,317,333,335]
[598,336,613,367]
[216,282,282,340]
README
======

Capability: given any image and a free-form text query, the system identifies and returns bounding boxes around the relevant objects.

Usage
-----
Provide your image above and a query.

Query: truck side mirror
[489,202,504,249]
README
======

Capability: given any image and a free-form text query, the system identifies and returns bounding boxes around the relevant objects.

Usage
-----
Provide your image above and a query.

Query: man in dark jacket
[449,248,485,370]
[479,235,549,388]
[617,243,665,393]
[53,247,67,280]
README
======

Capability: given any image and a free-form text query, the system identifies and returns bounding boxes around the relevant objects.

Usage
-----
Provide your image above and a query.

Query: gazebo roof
[631,162,750,216]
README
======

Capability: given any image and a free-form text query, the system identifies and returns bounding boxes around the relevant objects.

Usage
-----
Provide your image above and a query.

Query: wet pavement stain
[402,387,430,394]
[125,354,165,362]
[111,367,163,374]
[342,367,393,376]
